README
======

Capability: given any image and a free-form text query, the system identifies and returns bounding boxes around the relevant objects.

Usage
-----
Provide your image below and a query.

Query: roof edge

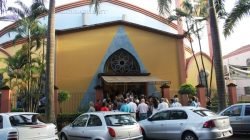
[0,0,179,37]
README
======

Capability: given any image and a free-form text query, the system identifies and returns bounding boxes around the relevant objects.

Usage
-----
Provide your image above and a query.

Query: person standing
[128,98,137,119]
[88,101,96,112]
[137,99,148,121]
[158,98,169,111]
[120,98,131,112]
[151,97,159,114]
[170,97,182,107]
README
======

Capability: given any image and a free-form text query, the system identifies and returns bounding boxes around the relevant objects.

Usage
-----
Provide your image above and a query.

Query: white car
[219,103,250,133]
[60,111,143,140]
[0,112,58,140]
[139,107,233,140]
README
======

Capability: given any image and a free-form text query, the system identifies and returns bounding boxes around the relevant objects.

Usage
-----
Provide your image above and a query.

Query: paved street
[224,133,250,140]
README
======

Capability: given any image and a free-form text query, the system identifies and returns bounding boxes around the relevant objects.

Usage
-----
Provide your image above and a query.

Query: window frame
[87,115,102,127]
[72,114,89,127]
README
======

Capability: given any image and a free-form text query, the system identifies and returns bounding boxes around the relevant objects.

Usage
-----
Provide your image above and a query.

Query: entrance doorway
[103,83,147,101]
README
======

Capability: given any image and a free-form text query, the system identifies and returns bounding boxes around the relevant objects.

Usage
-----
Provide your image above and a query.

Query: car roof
[0,112,38,116]
[230,103,250,106]
[84,111,131,116]
[165,106,207,110]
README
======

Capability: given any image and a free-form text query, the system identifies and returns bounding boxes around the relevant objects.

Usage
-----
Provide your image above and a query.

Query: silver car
[60,111,143,140]
[139,107,233,140]
[219,103,250,133]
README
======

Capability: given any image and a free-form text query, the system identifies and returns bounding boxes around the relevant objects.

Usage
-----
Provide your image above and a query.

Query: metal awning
[102,76,170,85]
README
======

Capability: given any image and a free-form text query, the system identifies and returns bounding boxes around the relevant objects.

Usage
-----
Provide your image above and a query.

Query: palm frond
[175,8,189,17]
[158,0,172,15]
[7,7,26,19]
[168,15,179,22]
[214,0,227,18]
[90,0,102,14]
[0,15,19,21]
[223,0,250,37]
[15,0,31,15]
[0,0,7,14]
[182,0,193,14]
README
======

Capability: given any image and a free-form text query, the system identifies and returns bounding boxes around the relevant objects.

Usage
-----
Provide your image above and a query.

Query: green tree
[168,0,208,88]
[159,0,227,111]
[58,90,70,113]
[223,0,250,37]
[178,83,196,96]
[0,0,46,112]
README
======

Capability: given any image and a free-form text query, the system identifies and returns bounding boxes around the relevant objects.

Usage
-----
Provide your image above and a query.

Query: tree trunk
[208,0,226,111]
[45,0,56,123]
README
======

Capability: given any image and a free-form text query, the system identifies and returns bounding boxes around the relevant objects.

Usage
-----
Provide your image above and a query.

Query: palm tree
[45,0,56,123]
[0,0,47,112]
[223,0,250,37]
[0,0,6,14]
[168,1,203,85]
[208,0,227,110]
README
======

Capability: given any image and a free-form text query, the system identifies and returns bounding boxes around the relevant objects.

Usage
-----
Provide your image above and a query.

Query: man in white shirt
[171,98,182,107]
[158,98,169,110]
[137,99,148,121]
[128,98,137,119]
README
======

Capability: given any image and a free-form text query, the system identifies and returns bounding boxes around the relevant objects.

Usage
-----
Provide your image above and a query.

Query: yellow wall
[56,25,182,113]
[186,54,217,95]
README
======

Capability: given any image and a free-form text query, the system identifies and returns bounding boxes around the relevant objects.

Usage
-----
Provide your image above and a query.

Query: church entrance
[102,83,147,101]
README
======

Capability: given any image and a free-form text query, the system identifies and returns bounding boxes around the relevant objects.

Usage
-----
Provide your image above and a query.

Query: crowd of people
[87,93,203,121]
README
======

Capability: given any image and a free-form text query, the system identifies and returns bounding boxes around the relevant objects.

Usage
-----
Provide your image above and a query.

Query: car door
[67,114,89,140]
[84,115,104,139]
[166,110,188,140]
[220,105,243,132]
[0,115,7,140]
[241,105,250,132]
[144,111,170,139]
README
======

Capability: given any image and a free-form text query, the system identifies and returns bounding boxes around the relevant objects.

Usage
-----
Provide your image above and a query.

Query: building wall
[56,25,181,113]
[186,54,217,95]
[223,51,250,96]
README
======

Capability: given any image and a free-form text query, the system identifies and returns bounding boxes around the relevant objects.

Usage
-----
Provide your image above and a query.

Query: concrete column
[54,86,59,115]
[0,86,11,113]
[227,83,237,105]
[196,85,206,108]
[95,85,103,102]
[160,85,170,100]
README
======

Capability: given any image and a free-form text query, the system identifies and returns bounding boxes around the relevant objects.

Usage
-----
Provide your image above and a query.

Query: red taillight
[7,131,18,140]
[203,120,215,128]
[108,127,116,137]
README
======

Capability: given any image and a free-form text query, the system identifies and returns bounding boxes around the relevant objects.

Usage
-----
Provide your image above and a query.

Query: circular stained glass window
[104,49,140,74]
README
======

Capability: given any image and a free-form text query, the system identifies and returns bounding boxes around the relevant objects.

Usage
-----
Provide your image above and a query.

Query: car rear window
[105,114,136,126]
[9,114,41,126]
[193,110,216,117]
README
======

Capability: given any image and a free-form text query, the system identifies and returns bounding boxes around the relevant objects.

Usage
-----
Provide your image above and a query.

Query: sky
[0,0,250,56]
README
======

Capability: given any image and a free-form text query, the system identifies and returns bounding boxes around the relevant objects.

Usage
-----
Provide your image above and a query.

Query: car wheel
[61,133,68,140]
[182,132,198,140]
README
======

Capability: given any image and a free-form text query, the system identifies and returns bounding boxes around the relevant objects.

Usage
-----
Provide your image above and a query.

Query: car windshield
[193,109,217,117]
[105,114,136,126]
[9,114,41,126]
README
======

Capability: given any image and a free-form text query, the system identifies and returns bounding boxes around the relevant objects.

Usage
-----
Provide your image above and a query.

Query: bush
[178,83,196,96]
[11,108,24,112]
[57,113,81,131]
